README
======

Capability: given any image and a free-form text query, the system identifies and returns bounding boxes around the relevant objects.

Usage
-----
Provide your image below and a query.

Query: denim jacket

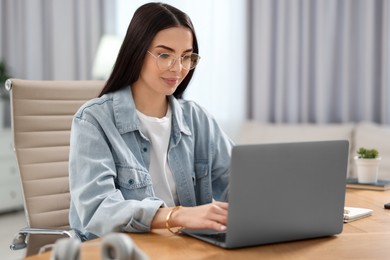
[69,86,233,240]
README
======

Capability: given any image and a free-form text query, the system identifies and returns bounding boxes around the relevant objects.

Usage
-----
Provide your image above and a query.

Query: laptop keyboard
[198,232,226,242]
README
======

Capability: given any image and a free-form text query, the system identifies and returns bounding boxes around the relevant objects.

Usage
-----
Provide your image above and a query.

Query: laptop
[182,140,349,249]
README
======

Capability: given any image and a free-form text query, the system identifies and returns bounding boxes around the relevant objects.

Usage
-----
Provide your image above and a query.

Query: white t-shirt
[136,106,178,207]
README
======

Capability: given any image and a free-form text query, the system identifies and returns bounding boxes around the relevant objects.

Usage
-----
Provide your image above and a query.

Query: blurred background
[2,0,389,128]
[1,0,389,259]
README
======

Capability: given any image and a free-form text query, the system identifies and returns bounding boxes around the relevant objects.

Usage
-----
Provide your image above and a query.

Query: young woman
[69,2,233,240]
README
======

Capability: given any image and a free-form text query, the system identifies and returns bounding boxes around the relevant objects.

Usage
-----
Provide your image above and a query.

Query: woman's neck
[131,86,168,118]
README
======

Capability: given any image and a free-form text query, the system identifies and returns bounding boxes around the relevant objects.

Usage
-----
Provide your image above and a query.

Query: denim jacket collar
[112,86,191,137]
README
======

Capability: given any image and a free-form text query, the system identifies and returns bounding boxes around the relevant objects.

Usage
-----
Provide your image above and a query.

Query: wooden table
[24,189,390,259]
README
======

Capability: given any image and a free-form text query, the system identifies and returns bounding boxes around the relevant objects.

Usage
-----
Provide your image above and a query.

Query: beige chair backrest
[8,79,104,255]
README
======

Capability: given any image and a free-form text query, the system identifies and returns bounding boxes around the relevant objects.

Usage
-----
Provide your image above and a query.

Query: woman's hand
[152,201,228,232]
[175,202,228,231]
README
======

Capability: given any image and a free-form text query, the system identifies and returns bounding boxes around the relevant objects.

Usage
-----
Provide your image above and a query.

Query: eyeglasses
[147,51,201,70]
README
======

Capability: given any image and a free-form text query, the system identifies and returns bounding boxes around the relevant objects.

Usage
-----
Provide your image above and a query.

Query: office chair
[5,79,104,256]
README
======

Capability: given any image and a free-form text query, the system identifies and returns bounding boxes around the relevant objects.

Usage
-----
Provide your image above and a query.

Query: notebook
[343,207,373,222]
[182,140,349,249]
[346,178,390,191]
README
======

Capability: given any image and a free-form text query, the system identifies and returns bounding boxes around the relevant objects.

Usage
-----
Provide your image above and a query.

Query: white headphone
[51,233,148,260]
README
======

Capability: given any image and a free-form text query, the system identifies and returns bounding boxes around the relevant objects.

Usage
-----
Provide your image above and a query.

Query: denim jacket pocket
[192,163,209,185]
[115,166,153,200]
[193,162,212,203]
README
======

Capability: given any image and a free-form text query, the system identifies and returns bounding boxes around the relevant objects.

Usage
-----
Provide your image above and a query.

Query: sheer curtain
[0,0,115,80]
[249,0,390,124]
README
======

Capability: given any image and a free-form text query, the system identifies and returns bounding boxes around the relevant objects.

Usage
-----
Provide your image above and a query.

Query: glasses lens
[182,54,200,70]
[157,53,174,70]
[157,53,200,70]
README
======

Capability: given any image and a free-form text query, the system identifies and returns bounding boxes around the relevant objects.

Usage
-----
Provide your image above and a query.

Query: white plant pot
[354,156,381,184]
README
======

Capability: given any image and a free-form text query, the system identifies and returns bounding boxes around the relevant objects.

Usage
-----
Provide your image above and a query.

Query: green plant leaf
[357,147,379,159]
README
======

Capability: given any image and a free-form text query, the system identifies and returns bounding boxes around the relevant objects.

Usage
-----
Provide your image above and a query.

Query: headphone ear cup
[51,238,81,260]
[101,233,148,260]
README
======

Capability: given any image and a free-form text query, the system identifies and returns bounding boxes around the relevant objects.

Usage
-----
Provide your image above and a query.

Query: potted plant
[0,60,11,99]
[354,147,381,183]
[0,60,11,128]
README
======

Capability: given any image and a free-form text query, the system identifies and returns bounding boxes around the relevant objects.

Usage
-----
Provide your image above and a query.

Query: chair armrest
[10,227,80,251]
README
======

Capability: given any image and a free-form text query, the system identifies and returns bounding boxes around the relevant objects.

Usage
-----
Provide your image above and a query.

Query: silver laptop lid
[226,140,349,248]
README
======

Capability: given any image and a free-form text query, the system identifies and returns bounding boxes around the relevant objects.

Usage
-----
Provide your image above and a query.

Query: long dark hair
[99,2,199,99]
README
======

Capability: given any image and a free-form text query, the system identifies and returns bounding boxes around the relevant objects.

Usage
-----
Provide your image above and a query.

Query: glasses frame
[147,51,200,71]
